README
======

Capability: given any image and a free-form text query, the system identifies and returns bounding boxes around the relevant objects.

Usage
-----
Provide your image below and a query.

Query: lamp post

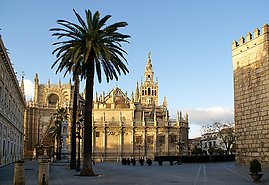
[76,114,83,172]
[138,145,141,159]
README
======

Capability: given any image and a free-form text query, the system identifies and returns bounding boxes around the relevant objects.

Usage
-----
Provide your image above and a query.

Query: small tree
[202,121,235,155]
[48,108,68,160]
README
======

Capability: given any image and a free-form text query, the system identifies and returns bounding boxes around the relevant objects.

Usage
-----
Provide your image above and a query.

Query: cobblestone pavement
[1,160,269,185]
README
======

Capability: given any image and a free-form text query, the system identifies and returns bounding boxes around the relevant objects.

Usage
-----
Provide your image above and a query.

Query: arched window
[155,90,157,96]
[47,93,59,106]
[148,88,151,95]
[142,90,144,96]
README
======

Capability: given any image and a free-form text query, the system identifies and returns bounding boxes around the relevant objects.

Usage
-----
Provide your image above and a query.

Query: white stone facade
[0,35,26,167]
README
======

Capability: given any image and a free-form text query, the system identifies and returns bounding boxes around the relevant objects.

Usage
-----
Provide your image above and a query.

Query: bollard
[13,160,25,185]
[38,156,50,185]
[42,174,45,185]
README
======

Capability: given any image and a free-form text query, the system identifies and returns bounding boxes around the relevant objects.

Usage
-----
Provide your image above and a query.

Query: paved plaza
[1,160,269,185]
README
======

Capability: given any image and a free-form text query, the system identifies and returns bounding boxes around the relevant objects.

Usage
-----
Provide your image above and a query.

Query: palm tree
[48,108,68,160]
[50,9,130,176]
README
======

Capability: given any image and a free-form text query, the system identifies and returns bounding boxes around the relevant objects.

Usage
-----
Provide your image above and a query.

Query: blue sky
[1,0,269,138]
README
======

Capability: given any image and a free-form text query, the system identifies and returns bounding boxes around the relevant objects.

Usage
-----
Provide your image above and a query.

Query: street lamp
[138,144,142,159]
[76,114,83,172]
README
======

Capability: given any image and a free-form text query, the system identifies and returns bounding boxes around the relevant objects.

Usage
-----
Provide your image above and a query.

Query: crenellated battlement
[232,23,269,70]
[232,23,269,49]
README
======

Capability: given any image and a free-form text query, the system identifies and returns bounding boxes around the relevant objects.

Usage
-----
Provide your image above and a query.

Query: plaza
[1,160,269,185]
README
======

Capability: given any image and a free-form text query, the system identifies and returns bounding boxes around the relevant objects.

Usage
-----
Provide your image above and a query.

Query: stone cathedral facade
[24,75,74,158]
[232,24,269,166]
[92,54,189,161]
[24,54,189,161]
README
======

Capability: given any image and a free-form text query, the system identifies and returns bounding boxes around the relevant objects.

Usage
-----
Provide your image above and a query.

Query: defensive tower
[232,23,269,166]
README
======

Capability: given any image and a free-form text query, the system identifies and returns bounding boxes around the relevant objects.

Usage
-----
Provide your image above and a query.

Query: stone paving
[1,160,269,185]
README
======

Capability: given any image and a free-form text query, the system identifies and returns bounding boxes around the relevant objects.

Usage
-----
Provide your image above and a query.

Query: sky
[1,0,269,138]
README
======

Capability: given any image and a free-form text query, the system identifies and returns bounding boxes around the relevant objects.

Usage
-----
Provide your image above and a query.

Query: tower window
[148,88,151,95]
[148,75,150,80]
[142,90,144,96]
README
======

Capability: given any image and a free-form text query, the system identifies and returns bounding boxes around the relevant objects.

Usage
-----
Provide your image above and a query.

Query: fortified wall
[232,24,269,166]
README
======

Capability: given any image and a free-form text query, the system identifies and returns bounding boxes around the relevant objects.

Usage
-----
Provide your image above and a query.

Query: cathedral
[24,53,189,161]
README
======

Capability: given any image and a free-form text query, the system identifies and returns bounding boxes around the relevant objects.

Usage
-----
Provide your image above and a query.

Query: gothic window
[135,136,142,144]
[146,136,153,145]
[157,135,165,145]
[47,93,59,106]
[152,90,154,96]
[145,89,147,95]
[142,90,144,96]
[148,88,151,95]
[155,90,157,96]
[147,75,150,80]
[169,134,176,143]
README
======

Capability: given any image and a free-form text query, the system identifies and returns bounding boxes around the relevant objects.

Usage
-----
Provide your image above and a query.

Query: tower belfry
[140,52,158,106]
[144,52,154,81]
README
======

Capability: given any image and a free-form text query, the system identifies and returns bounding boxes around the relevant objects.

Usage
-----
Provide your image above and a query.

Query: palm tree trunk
[80,59,95,176]
[70,76,79,169]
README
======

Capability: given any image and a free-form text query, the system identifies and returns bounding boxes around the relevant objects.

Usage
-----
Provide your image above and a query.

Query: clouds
[184,106,234,126]
[170,106,234,138]
[21,79,34,100]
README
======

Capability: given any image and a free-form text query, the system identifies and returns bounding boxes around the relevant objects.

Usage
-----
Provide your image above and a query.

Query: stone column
[165,129,169,155]
[154,128,158,155]
[13,160,25,185]
[61,119,68,160]
[131,128,134,156]
[38,157,50,185]
[102,127,107,161]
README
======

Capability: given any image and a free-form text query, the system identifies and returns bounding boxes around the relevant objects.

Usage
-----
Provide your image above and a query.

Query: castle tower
[140,52,158,106]
[232,24,269,166]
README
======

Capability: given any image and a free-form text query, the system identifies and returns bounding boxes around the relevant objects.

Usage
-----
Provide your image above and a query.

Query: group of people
[122,157,152,166]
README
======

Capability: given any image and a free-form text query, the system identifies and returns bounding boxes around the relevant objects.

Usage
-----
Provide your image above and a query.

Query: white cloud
[170,106,234,139]
[20,79,34,101]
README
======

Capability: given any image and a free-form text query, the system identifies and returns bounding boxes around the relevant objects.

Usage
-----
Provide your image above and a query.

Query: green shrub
[250,159,262,174]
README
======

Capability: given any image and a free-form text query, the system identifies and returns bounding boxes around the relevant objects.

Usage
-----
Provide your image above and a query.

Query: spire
[34,73,39,103]
[147,51,151,65]
[176,111,180,122]
[131,91,134,103]
[34,73,39,85]
[135,81,139,102]
[47,79,50,87]
[20,75,25,98]
[144,52,154,81]
[58,78,61,87]
[163,96,167,107]
[95,91,98,102]
[180,111,183,121]
[185,113,188,123]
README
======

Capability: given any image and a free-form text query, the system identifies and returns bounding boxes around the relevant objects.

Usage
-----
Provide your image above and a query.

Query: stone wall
[232,24,269,166]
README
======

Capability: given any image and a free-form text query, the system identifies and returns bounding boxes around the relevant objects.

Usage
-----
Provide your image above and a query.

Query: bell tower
[140,52,158,106]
